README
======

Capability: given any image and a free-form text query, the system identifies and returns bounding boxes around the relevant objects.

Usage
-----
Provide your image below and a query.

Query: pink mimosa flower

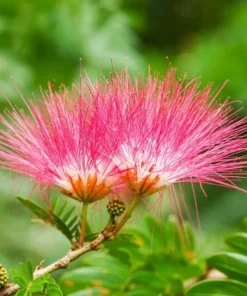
[1,69,247,206]
[92,69,247,198]
[0,86,120,203]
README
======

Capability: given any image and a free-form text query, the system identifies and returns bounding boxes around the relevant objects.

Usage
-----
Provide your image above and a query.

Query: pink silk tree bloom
[91,69,247,198]
[0,86,120,203]
[1,68,247,206]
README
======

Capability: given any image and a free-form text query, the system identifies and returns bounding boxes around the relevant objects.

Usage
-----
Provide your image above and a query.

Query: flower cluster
[0,69,247,204]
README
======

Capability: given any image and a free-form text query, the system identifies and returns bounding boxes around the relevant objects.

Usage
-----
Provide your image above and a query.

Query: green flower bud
[0,264,8,287]
[107,197,126,217]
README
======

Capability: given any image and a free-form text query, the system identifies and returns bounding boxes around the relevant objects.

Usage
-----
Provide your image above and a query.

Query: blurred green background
[1,0,247,282]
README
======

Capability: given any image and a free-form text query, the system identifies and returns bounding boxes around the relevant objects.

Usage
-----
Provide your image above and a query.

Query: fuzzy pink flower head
[1,69,247,203]
[92,69,247,197]
[0,86,120,203]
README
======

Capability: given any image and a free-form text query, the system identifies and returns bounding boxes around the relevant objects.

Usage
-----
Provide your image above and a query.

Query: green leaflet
[17,196,81,243]
[11,261,62,296]
[186,280,247,296]
[225,232,247,256]
[207,252,247,282]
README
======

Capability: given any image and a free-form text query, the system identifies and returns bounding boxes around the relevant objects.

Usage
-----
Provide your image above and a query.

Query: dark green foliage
[59,215,204,296]
[8,215,247,295]
[57,215,247,295]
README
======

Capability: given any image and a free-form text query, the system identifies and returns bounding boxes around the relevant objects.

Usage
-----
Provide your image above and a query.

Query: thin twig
[2,229,111,296]
[2,195,141,296]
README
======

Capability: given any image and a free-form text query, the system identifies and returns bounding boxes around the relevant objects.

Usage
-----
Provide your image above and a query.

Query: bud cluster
[0,264,8,287]
[107,197,125,217]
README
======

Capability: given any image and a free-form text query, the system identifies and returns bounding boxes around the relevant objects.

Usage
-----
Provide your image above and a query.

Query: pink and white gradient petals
[0,87,121,202]
[91,69,247,196]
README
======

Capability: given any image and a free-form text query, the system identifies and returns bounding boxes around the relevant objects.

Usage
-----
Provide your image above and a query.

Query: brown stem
[2,228,112,296]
